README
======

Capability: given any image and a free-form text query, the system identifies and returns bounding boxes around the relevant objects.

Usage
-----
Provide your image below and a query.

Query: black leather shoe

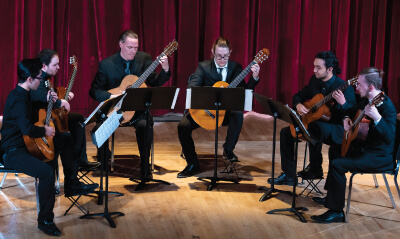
[64,181,96,197]
[267,172,298,186]
[38,219,61,236]
[298,164,323,179]
[311,210,345,223]
[177,165,200,178]
[223,150,239,162]
[79,158,101,170]
[312,196,326,205]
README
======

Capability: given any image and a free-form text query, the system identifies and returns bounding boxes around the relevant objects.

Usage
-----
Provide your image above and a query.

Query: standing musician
[89,29,171,179]
[311,67,397,223]
[177,37,261,178]
[31,50,98,196]
[0,58,60,236]
[268,51,356,186]
[33,49,100,170]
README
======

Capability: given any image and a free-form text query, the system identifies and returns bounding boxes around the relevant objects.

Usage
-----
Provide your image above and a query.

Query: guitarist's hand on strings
[47,91,58,103]
[332,90,346,105]
[296,103,309,116]
[44,125,55,138]
[365,105,382,122]
[343,118,353,131]
[159,55,169,72]
[60,100,71,113]
[251,64,260,79]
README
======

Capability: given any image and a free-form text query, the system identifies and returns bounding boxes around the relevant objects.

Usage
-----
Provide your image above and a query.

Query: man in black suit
[311,67,397,223]
[89,30,171,179]
[177,37,261,178]
[268,51,356,186]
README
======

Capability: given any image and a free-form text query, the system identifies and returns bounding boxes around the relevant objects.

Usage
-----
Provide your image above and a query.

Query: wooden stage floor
[1,112,400,238]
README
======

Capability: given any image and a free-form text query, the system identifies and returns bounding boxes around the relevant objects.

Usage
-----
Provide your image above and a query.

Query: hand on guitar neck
[44,125,55,137]
[364,104,382,123]
[47,90,71,113]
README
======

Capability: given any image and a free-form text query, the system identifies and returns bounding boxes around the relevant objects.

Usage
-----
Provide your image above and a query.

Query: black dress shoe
[312,196,326,205]
[177,165,200,178]
[267,172,298,186]
[223,150,239,162]
[298,164,323,179]
[38,219,61,236]
[79,158,101,170]
[64,181,96,197]
[311,210,345,223]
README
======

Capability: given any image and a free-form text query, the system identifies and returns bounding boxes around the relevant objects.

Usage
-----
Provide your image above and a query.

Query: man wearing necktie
[177,37,261,178]
[89,30,171,179]
[268,51,356,187]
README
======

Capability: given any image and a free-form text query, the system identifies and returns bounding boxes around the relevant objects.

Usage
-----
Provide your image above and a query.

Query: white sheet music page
[185,88,192,109]
[244,89,253,111]
[171,88,180,109]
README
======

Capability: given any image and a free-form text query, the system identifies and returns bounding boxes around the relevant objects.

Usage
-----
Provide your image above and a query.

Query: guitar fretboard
[227,61,256,88]
[64,66,77,100]
[130,53,165,89]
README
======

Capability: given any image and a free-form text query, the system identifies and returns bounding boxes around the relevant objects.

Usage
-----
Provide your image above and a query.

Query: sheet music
[244,89,253,111]
[91,110,123,148]
[185,88,192,109]
[171,88,180,109]
[284,104,317,145]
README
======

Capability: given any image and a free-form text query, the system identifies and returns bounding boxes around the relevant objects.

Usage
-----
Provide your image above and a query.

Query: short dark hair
[315,51,342,75]
[212,37,232,52]
[359,67,384,90]
[17,58,42,83]
[119,30,138,43]
[38,49,58,66]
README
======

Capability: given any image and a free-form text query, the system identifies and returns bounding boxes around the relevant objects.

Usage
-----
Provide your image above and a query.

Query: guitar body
[52,86,69,132]
[290,93,331,138]
[341,110,370,157]
[23,109,55,162]
[108,75,148,124]
[189,81,228,130]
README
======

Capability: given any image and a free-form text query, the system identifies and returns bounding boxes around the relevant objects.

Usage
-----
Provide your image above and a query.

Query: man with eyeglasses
[177,37,261,178]
[1,58,61,236]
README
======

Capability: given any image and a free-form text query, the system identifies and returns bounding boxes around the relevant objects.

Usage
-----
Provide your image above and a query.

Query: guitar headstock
[70,55,78,68]
[163,40,179,57]
[371,92,385,106]
[348,76,358,86]
[254,48,270,64]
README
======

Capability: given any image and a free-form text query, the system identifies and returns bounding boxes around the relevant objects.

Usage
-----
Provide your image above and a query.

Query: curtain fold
[1,0,399,116]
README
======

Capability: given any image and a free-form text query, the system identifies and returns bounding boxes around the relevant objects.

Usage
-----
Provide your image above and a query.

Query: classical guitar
[52,56,78,132]
[108,40,178,125]
[289,77,358,138]
[341,92,385,157]
[23,80,55,162]
[189,48,270,130]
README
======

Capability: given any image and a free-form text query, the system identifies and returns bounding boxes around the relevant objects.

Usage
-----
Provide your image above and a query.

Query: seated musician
[89,30,171,179]
[34,49,100,170]
[311,67,397,223]
[0,58,60,236]
[31,49,98,196]
[268,51,356,185]
[177,37,261,178]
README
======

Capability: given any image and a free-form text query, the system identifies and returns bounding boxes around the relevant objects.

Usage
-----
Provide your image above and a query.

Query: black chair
[345,120,400,222]
[299,142,324,197]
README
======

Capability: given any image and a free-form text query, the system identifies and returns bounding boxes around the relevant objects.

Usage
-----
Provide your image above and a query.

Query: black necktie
[217,67,223,81]
[125,62,131,75]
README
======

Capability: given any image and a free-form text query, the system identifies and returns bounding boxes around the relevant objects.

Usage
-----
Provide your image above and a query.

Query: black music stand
[121,87,178,191]
[266,103,317,223]
[189,86,247,191]
[80,95,125,228]
[254,93,294,201]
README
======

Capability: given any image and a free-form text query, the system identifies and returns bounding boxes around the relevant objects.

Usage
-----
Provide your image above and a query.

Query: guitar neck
[45,94,54,126]
[228,61,256,88]
[130,53,164,89]
[64,67,77,100]
[314,80,351,109]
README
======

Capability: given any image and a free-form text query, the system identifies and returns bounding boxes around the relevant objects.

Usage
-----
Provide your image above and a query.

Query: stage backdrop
[1,0,399,116]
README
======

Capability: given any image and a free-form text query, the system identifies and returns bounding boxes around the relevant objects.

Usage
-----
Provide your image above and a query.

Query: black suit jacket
[188,59,259,89]
[345,94,397,158]
[89,51,171,102]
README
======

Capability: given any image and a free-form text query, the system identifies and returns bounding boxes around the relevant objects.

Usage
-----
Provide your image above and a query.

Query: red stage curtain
[1,0,399,116]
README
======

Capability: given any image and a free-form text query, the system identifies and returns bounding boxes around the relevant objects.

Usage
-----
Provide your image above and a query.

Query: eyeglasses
[214,53,230,60]
[33,76,43,81]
